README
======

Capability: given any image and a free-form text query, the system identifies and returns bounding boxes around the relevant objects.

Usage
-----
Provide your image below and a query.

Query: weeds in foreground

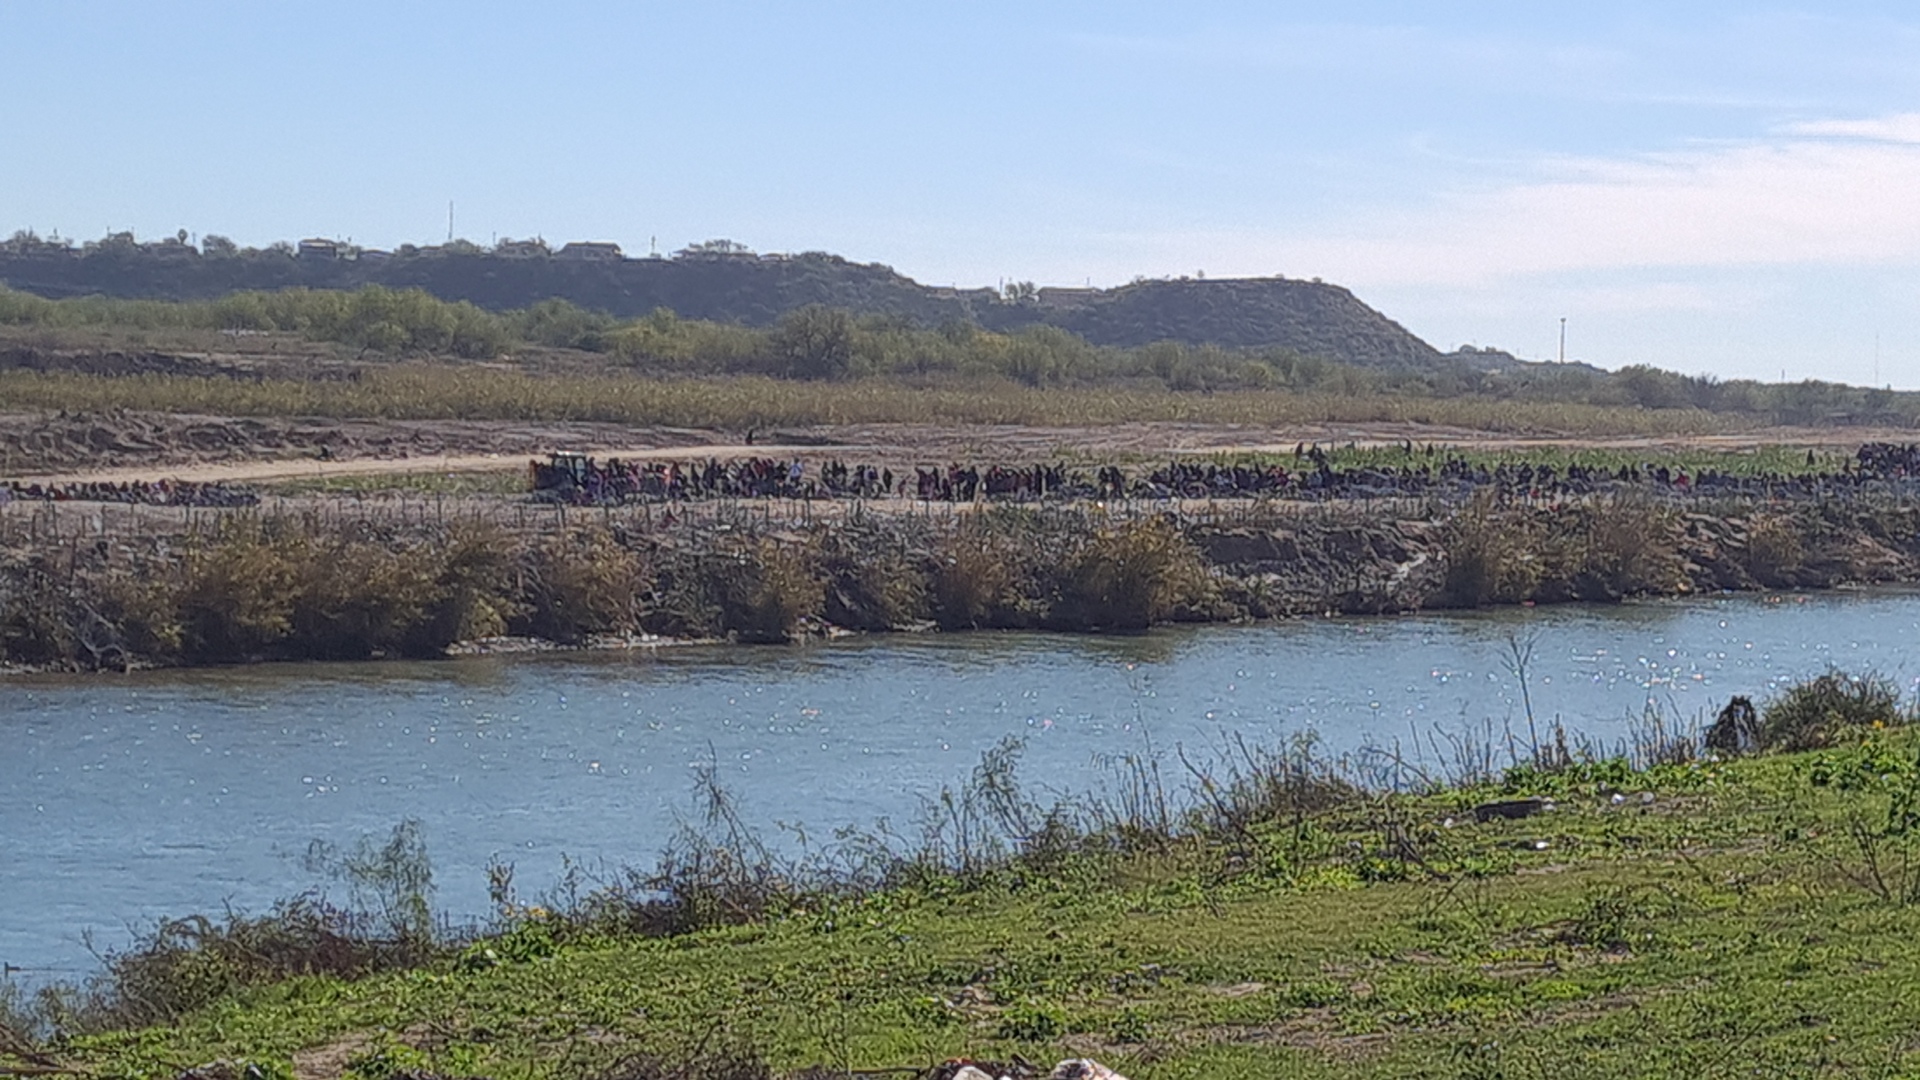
[301,818,439,945]
[0,1003,60,1075]
[1806,741,1920,905]
[23,900,435,1038]
[13,666,1920,1079]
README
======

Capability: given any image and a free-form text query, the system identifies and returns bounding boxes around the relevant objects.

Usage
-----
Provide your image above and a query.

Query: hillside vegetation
[0,232,1479,370]
[2,283,1917,428]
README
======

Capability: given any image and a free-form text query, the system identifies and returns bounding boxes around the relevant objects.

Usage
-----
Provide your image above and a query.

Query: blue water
[4,588,1916,975]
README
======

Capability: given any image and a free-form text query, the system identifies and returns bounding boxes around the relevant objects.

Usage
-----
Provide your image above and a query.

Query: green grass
[34,733,1920,1079]
[1203,443,1856,478]
[260,469,527,497]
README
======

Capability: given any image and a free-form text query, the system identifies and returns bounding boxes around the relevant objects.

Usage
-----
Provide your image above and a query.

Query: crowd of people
[531,454,1091,503]
[528,443,1920,507]
[0,478,261,507]
[1858,442,1920,476]
[11,442,1915,512]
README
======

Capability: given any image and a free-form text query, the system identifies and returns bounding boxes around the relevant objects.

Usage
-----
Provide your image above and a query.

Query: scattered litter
[1472,797,1554,823]
[1051,1061,1130,1080]
[926,1058,1130,1080]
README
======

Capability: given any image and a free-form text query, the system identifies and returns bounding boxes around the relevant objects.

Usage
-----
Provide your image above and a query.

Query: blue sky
[7,2,1920,385]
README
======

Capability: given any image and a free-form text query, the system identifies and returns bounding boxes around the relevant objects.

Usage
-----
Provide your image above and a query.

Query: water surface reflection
[4,589,1915,973]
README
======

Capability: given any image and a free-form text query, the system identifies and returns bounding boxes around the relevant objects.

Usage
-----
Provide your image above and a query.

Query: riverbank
[5,492,1920,673]
[11,672,1920,1079]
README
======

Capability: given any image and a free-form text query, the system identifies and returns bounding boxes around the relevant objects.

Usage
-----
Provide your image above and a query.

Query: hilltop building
[556,241,623,261]
[1036,286,1098,309]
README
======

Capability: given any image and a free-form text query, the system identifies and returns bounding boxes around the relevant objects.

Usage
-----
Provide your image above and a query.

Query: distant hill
[0,239,1448,370]
[1015,277,1441,368]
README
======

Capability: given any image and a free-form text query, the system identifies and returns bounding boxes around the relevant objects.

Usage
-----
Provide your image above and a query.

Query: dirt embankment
[1198,503,1920,619]
[0,344,254,379]
[0,411,748,478]
[5,494,1918,674]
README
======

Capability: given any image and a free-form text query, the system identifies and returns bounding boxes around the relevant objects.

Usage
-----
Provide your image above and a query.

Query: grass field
[1195,442,1855,477]
[18,697,1920,1079]
[259,470,529,497]
[0,367,1755,436]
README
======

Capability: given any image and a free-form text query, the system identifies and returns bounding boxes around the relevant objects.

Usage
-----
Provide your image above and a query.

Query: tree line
[0,283,1916,421]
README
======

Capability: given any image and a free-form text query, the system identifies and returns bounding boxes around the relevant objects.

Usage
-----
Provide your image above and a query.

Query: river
[5,589,1917,977]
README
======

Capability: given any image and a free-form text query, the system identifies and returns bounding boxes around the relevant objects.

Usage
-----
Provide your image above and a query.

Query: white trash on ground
[932,1059,1129,1080]
[1049,1060,1129,1080]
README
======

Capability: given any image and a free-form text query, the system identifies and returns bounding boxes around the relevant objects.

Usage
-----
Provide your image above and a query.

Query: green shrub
[1575,495,1685,598]
[68,897,436,1032]
[930,522,1026,629]
[176,524,304,661]
[1054,515,1211,630]
[417,522,521,648]
[1743,513,1805,585]
[0,567,88,667]
[175,523,522,662]
[715,539,822,643]
[343,1036,430,1080]
[995,999,1066,1041]
[1558,887,1647,950]
[819,533,930,630]
[1437,493,1541,606]
[1761,669,1908,752]
[518,525,648,644]
[288,541,443,660]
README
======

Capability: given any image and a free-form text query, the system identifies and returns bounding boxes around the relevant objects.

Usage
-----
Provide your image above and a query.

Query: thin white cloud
[1267,116,1920,288]
[1786,113,1920,142]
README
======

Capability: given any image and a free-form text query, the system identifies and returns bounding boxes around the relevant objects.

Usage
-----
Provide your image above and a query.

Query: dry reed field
[0,367,1755,436]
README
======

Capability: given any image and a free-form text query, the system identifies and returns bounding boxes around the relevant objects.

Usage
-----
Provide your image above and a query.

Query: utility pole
[1558,317,1566,364]
[447,201,454,243]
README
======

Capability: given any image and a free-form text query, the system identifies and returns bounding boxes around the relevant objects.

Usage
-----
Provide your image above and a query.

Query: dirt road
[13,444,812,487]
[6,410,1904,487]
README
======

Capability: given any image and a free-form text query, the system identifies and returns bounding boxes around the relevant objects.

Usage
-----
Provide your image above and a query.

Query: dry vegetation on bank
[7,494,1918,673]
[0,367,1755,436]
